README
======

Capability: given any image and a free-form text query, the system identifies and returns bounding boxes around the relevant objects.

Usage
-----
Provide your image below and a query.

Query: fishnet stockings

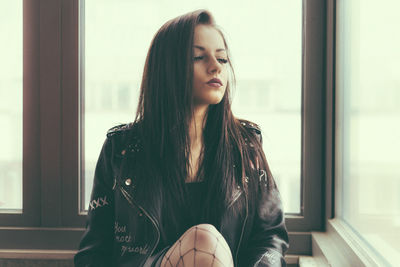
[161,224,234,267]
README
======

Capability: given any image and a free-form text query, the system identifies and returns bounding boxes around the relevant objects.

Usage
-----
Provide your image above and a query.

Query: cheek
[193,64,202,77]
[193,68,205,87]
[222,67,229,80]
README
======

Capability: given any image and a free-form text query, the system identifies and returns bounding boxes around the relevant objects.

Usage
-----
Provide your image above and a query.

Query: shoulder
[106,121,144,139]
[106,122,135,138]
[236,118,262,144]
[105,121,143,152]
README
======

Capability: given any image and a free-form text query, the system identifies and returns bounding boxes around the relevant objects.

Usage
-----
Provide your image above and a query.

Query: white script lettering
[121,244,149,256]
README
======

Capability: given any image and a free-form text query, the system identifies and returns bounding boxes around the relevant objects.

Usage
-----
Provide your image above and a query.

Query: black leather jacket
[74,121,289,267]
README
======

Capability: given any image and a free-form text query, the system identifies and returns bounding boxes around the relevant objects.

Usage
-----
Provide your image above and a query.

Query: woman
[74,9,289,267]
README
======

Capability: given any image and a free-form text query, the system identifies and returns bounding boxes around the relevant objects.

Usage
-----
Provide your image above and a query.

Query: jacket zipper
[234,190,248,265]
[227,190,242,209]
[120,186,161,266]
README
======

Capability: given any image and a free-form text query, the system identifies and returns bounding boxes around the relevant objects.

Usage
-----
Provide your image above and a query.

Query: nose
[207,57,222,74]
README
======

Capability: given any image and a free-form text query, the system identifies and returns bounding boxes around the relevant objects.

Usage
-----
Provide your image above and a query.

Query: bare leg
[160,223,234,267]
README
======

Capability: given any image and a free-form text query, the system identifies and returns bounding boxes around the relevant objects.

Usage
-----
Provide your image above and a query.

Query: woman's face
[192,24,228,107]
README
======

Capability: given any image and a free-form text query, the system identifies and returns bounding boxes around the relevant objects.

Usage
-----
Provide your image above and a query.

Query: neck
[186,104,208,182]
[189,104,208,148]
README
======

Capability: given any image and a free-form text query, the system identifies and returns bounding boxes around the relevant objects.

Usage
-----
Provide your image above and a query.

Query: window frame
[0,0,84,243]
[0,0,330,261]
[0,0,41,227]
[309,1,397,266]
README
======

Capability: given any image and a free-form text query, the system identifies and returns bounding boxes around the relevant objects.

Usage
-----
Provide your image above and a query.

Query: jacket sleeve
[244,183,289,266]
[240,129,289,267]
[74,136,115,267]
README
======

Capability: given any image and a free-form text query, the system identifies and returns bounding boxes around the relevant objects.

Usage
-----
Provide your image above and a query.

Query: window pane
[338,0,400,264]
[230,3,302,214]
[82,0,302,214]
[0,1,23,212]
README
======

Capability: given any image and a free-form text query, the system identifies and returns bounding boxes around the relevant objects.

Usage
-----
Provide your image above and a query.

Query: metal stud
[244,176,249,183]
[237,185,241,189]
[125,178,132,186]
[128,143,141,153]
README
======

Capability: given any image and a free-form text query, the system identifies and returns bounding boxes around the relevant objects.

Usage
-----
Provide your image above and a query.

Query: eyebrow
[194,45,226,52]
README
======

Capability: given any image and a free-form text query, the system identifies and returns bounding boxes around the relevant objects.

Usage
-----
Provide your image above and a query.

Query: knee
[162,224,233,267]
[184,224,220,246]
[192,223,219,239]
[195,223,217,231]
[188,224,233,262]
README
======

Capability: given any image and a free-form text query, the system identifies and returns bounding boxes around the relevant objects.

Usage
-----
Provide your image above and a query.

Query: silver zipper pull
[112,177,117,190]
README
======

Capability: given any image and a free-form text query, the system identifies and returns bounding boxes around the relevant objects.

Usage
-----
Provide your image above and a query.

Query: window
[0,0,23,212]
[0,1,325,260]
[335,0,400,264]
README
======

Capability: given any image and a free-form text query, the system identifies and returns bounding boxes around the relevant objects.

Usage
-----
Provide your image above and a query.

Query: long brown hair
[133,9,276,242]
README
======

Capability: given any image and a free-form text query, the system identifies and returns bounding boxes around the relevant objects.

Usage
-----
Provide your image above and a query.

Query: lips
[207,78,223,86]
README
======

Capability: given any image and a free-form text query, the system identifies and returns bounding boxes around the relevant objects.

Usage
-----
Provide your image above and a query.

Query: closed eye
[193,56,228,64]
[193,56,204,61]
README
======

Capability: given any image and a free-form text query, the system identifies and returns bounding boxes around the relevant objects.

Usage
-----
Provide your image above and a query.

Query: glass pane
[230,3,302,214]
[338,0,400,264]
[82,0,302,214]
[0,1,23,212]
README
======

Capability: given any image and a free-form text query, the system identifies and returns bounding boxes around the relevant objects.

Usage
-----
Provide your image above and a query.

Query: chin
[193,87,226,105]
[195,94,225,106]
[210,97,224,105]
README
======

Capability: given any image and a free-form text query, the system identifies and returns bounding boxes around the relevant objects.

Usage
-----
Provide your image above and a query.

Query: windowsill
[298,255,329,266]
[310,218,386,266]
[0,227,84,250]
[0,249,299,261]
[0,249,75,260]
[0,250,300,267]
